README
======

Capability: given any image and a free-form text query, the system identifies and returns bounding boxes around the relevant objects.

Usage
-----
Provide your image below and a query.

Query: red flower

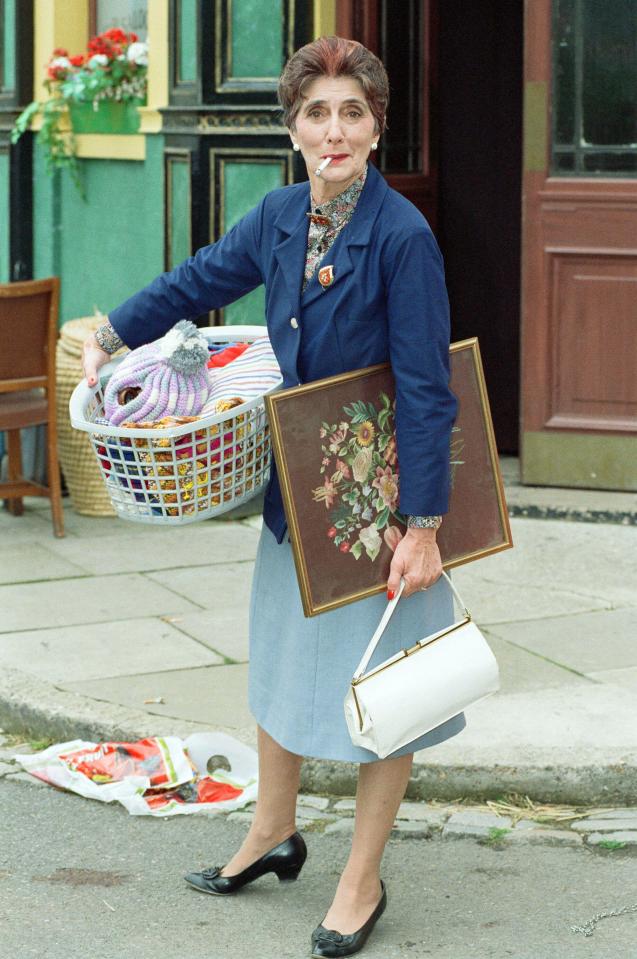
[327,526,337,539]
[104,28,128,44]
[339,541,350,553]
[129,32,139,42]
[52,47,68,57]
[70,54,85,67]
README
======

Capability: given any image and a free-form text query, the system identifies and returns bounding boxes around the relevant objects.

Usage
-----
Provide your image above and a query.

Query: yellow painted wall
[313,0,336,38]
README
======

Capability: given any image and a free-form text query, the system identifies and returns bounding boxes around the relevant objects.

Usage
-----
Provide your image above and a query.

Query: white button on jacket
[290,317,298,329]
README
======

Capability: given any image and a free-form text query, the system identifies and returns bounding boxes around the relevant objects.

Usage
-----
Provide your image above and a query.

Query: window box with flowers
[11,29,148,194]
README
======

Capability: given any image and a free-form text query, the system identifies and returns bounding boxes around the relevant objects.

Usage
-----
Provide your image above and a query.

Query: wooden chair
[0,277,65,537]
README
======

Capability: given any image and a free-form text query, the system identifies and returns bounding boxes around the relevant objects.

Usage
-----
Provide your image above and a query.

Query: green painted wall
[34,136,165,324]
[0,151,9,281]
[231,0,283,78]
[168,156,190,267]
[178,0,197,82]
[2,0,16,92]
[222,159,285,326]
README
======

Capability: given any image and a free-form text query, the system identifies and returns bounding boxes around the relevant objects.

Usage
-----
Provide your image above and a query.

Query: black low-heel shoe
[184,831,307,896]
[310,880,387,958]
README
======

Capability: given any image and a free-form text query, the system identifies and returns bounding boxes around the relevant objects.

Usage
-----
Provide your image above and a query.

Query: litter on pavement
[13,731,258,817]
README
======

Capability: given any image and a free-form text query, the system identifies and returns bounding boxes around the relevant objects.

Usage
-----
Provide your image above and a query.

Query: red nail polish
[387,589,395,601]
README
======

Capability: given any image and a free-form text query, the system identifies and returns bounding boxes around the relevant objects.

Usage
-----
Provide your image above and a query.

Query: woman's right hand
[82,332,110,388]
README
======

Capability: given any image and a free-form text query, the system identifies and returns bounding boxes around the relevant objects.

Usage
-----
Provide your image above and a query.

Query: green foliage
[596,839,626,851]
[12,95,84,198]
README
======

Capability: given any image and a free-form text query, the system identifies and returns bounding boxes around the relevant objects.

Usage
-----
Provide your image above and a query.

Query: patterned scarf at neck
[303,166,368,290]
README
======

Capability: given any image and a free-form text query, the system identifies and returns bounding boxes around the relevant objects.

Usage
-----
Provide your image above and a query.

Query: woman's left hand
[386,527,442,599]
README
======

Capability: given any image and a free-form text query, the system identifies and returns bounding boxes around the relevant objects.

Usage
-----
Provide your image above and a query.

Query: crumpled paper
[14,731,257,817]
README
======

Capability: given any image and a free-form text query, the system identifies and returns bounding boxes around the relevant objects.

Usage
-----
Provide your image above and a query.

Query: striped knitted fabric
[103,321,211,426]
[201,336,282,413]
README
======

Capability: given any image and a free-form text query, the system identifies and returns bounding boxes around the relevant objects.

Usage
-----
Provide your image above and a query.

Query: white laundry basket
[69,326,281,525]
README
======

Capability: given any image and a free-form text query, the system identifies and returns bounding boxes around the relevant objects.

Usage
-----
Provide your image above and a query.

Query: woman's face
[290,75,378,200]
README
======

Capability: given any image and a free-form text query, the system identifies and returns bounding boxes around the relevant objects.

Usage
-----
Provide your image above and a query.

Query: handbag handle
[352,571,471,682]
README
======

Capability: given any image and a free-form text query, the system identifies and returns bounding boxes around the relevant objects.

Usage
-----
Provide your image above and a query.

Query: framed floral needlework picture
[265,337,512,617]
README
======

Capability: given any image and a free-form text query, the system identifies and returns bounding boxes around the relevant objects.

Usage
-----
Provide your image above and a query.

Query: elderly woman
[83,36,463,959]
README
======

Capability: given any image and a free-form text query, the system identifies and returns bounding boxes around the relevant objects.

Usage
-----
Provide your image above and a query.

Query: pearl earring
[371,142,378,151]
[292,143,300,152]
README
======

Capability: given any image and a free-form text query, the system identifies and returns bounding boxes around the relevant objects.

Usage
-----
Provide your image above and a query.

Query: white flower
[127,42,148,66]
[352,447,372,483]
[359,523,382,561]
[50,56,71,70]
[88,54,108,68]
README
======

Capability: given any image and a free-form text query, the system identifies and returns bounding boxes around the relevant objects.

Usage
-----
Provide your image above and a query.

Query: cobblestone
[324,819,355,835]
[390,820,432,839]
[295,806,333,821]
[586,831,637,846]
[0,761,15,777]
[447,811,513,829]
[225,811,254,824]
[578,808,637,820]
[396,802,450,825]
[509,828,584,847]
[571,818,637,833]
[297,794,330,810]
[332,799,357,811]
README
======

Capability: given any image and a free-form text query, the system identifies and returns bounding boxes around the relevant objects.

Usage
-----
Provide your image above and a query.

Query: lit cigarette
[315,156,332,177]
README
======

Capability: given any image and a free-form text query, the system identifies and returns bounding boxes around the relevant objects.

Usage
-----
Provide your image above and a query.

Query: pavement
[1,457,636,805]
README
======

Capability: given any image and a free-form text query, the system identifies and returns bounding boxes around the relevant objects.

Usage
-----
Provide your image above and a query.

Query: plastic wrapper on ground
[13,732,258,817]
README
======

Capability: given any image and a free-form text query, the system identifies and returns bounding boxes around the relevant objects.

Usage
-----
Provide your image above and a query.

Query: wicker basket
[56,316,123,516]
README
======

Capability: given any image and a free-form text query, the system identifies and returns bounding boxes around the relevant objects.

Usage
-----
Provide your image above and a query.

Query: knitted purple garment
[103,320,211,426]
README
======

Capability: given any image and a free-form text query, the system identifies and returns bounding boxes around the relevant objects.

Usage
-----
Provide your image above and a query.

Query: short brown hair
[278,36,389,134]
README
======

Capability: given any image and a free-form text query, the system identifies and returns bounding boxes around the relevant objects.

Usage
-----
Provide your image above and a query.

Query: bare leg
[220,725,303,876]
[320,752,414,934]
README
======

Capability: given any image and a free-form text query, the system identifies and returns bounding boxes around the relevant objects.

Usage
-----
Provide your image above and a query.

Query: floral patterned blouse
[303,166,367,290]
[94,165,440,527]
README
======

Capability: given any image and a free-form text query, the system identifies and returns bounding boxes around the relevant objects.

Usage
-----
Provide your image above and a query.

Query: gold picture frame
[266,337,513,617]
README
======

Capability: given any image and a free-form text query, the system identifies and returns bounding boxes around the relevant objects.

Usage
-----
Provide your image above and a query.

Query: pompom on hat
[103,320,211,426]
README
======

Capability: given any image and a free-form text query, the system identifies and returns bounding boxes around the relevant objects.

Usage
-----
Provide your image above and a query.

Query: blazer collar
[273,164,389,313]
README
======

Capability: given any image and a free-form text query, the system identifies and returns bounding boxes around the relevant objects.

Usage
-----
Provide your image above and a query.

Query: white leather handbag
[344,572,500,758]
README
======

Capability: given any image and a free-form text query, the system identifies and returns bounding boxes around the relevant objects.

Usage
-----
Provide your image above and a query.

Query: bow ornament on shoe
[312,927,346,945]
[200,866,222,880]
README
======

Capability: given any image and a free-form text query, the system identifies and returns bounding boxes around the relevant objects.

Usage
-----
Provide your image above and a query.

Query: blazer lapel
[273,187,310,318]
[301,163,388,309]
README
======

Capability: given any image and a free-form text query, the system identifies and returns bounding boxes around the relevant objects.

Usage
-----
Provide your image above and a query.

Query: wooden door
[521,0,637,490]
[336,0,438,229]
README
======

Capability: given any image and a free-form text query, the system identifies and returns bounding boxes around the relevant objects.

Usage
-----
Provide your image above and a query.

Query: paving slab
[174,609,249,662]
[486,607,637,674]
[588,666,637,691]
[413,684,637,769]
[484,632,590,691]
[147,560,254,609]
[46,521,259,575]
[453,517,637,610]
[451,570,611,625]
[0,543,87,584]
[0,574,200,633]
[0,509,60,544]
[0,618,222,683]
[59,662,253,729]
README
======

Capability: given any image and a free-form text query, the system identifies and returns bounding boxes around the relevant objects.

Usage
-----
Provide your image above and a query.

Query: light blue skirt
[248,526,466,764]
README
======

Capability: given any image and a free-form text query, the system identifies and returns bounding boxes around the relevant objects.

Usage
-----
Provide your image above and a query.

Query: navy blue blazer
[109,162,457,543]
